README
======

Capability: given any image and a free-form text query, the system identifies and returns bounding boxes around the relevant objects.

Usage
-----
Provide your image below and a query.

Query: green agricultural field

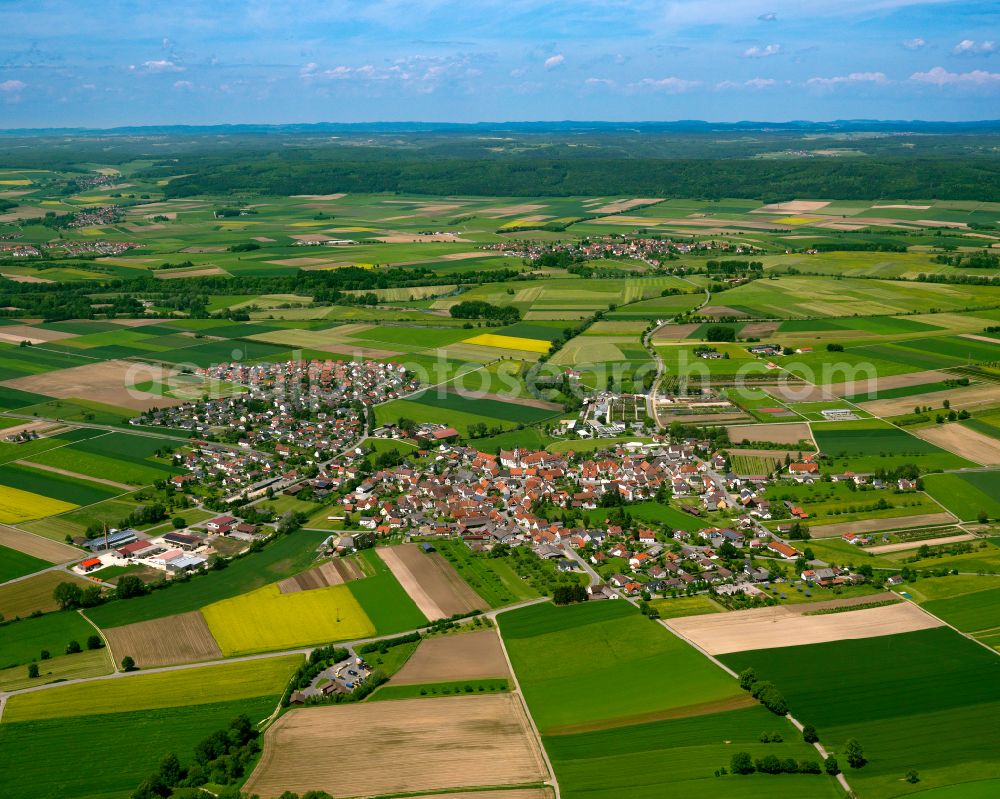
[347,549,428,635]
[0,462,120,506]
[85,530,331,627]
[0,611,98,670]
[3,653,301,722]
[0,696,278,799]
[812,420,973,472]
[545,705,844,799]
[922,587,1000,642]
[0,543,50,583]
[923,472,1000,521]
[499,600,742,734]
[722,628,1000,799]
[0,647,113,692]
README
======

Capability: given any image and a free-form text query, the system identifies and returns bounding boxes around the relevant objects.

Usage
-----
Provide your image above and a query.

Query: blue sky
[0,0,998,126]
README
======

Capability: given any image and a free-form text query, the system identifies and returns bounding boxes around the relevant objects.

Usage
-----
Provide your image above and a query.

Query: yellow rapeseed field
[202,583,374,656]
[0,486,76,523]
[462,334,551,353]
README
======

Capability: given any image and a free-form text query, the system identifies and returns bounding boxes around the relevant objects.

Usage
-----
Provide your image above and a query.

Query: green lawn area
[347,549,428,635]
[499,600,742,734]
[722,628,1000,799]
[581,500,710,532]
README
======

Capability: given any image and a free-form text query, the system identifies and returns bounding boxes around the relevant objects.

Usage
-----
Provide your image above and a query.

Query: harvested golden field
[377,544,484,620]
[666,596,941,655]
[244,694,548,799]
[0,524,81,563]
[726,422,813,445]
[393,629,510,685]
[277,559,365,594]
[809,512,956,538]
[913,424,1000,466]
[0,571,91,618]
[101,611,223,668]
[858,382,1000,416]
[1,359,183,411]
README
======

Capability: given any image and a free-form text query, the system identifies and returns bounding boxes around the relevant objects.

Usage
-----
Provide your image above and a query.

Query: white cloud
[130,59,182,73]
[758,12,777,21]
[584,77,614,86]
[910,66,1000,85]
[543,54,565,70]
[0,79,26,93]
[300,55,477,92]
[629,76,700,93]
[716,77,780,90]
[902,38,926,50]
[173,80,193,90]
[953,39,996,55]
[743,44,781,58]
[807,71,888,87]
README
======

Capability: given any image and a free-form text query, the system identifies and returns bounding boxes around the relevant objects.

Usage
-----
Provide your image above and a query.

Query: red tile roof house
[206,515,237,532]
[767,541,799,560]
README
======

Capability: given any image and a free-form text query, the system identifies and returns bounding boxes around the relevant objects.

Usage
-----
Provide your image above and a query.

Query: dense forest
[158,157,1000,202]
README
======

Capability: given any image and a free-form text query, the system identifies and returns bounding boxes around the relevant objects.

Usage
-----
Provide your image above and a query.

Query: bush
[87,634,105,650]
[730,752,755,775]
[65,640,81,654]
[824,756,840,776]
[845,738,866,769]
[27,663,39,678]
[121,655,137,672]
[802,723,819,743]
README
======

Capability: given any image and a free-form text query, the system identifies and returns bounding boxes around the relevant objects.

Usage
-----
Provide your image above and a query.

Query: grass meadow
[722,628,1000,799]
[2,653,301,722]
[499,600,742,734]
[0,697,278,799]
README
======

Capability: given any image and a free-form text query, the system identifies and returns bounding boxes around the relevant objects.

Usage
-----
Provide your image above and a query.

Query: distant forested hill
[162,157,1000,201]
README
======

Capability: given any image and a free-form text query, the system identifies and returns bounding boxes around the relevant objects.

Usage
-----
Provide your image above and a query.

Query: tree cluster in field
[449,299,521,323]
[25,635,104,679]
[934,250,1000,269]
[704,324,737,342]
[552,583,588,604]
[727,751,826,776]
[129,715,261,799]
[739,667,788,715]
[0,264,525,321]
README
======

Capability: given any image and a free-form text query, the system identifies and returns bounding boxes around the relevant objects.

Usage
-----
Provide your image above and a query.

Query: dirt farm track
[243,694,549,798]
